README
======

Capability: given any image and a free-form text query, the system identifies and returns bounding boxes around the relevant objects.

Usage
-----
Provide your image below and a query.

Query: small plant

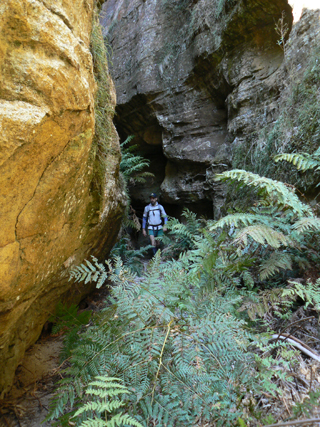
[72,375,143,427]
[275,10,289,52]
[120,136,154,187]
[110,236,152,275]
[49,302,92,361]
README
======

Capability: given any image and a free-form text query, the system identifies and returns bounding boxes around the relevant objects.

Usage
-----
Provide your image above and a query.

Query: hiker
[142,193,168,256]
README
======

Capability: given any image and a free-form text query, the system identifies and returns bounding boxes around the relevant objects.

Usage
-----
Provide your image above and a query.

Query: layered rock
[101,0,319,216]
[0,0,125,394]
[100,0,292,215]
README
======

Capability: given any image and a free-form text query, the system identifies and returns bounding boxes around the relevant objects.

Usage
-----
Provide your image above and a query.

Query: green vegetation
[120,135,154,192]
[49,302,92,362]
[90,9,120,198]
[72,376,143,427]
[111,135,155,271]
[47,154,320,426]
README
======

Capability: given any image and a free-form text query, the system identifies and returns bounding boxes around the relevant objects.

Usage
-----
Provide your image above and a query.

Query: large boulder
[0,0,125,394]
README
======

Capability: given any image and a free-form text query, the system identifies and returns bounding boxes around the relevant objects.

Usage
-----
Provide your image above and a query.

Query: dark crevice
[39,0,74,32]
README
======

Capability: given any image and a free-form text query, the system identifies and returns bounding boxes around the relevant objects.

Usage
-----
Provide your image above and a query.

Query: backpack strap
[146,206,162,228]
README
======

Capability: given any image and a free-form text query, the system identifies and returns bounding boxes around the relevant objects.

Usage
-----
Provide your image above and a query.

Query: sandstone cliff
[0,0,125,394]
[100,0,320,216]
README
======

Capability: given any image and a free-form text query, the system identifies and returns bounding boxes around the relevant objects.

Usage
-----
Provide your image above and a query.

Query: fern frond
[233,224,290,249]
[74,400,124,417]
[106,413,144,427]
[259,252,292,280]
[283,280,320,309]
[120,136,154,184]
[70,256,109,289]
[72,375,143,427]
[215,169,312,217]
[293,217,320,233]
[274,152,320,172]
[209,213,274,231]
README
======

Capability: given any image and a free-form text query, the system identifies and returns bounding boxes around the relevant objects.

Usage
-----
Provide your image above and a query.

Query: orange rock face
[0,0,125,394]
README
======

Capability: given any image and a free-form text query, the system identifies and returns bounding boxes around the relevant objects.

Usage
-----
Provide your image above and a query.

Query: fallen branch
[271,334,320,363]
[277,316,314,338]
[278,333,316,355]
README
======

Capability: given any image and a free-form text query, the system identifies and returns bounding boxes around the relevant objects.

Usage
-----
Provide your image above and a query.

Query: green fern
[49,252,275,427]
[50,167,320,426]
[120,136,154,186]
[274,152,320,172]
[49,302,92,361]
[72,376,142,427]
[215,169,312,217]
[283,279,320,310]
[209,212,274,231]
[70,256,108,289]
[292,217,320,233]
[162,208,204,258]
[110,236,152,274]
[259,252,292,281]
[212,169,319,282]
[233,224,291,249]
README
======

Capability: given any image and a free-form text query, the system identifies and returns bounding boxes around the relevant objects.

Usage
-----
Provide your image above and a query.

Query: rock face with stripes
[0,0,125,394]
[100,0,320,217]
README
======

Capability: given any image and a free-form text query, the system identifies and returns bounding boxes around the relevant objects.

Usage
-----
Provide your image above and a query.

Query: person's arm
[161,206,168,231]
[142,207,148,236]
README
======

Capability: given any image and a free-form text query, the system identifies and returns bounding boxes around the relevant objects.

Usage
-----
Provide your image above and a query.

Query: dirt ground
[0,284,110,427]
[0,336,63,427]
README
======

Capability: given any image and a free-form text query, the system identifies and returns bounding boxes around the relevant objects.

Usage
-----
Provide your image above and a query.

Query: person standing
[142,193,168,256]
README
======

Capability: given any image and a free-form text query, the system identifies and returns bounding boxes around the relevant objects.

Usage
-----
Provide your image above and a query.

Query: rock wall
[0,0,125,395]
[100,0,319,216]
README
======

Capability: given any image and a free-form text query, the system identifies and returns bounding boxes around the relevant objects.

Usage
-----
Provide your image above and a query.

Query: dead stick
[271,335,320,363]
[276,317,314,342]
[278,333,316,355]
